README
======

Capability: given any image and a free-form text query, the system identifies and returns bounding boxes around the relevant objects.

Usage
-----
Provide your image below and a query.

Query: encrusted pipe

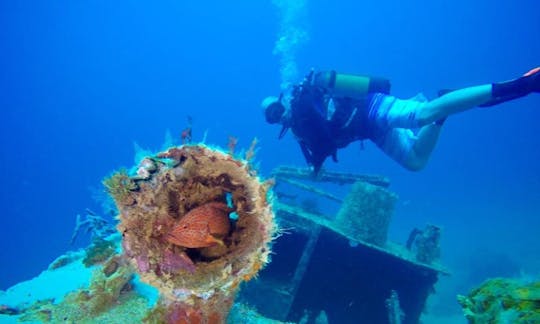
[107,144,276,323]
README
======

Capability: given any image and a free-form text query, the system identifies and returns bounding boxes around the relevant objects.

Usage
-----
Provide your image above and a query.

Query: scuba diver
[262,67,540,174]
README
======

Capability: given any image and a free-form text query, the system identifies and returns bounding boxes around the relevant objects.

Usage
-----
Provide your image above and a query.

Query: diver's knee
[414,110,437,127]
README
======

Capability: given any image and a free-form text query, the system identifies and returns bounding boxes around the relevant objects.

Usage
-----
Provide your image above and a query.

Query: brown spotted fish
[167,202,231,248]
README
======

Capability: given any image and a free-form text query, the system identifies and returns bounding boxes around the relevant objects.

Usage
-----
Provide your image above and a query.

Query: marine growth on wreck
[458,278,540,323]
[107,144,276,323]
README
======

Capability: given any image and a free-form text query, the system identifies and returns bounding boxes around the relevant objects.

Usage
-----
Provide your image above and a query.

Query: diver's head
[261,95,285,124]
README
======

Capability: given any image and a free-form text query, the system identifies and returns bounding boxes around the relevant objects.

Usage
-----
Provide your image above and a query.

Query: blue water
[1,0,539,320]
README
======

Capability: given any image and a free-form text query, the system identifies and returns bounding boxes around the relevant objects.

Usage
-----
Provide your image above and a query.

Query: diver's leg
[405,123,443,170]
[373,126,442,171]
[415,85,492,125]
[416,67,540,126]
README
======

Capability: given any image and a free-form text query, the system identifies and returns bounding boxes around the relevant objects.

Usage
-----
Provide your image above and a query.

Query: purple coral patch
[136,255,150,273]
[161,249,196,274]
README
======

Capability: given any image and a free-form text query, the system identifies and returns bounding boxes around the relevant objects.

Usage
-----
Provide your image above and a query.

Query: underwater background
[1,0,539,321]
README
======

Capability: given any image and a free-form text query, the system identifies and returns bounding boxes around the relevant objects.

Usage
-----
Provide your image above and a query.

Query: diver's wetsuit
[288,84,374,174]
[289,85,439,173]
[288,83,339,174]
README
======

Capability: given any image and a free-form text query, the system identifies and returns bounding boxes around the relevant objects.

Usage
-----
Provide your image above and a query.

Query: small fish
[167,202,231,248]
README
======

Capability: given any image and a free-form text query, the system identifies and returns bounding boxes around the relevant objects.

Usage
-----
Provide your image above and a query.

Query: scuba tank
[312,70,391,99]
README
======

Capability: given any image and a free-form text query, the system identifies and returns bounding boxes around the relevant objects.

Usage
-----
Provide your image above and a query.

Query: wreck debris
[278,177,343,203]
[242,165,448,323]
[386,290,404,324]
[271,166,391,187]
[335,180,397,246]
[407,224,441,264]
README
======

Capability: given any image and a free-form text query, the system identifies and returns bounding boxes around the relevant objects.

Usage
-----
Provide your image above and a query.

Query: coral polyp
[103,168,139,205]
[112,144,276,323]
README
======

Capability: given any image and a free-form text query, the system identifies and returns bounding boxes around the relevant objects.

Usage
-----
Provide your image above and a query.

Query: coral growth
[103,168,139,205]
[81,261,134,315]
[113,144,276,322]
[48,251,81,270]
[144,299,229,324]
[83,238,117,267]
[227,136,238,155]
[245,137,259,162]
[458,278,540,323]
[19,254,138,323]
[135,157,158,180]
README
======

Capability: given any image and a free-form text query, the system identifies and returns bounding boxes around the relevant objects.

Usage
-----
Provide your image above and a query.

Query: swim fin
[480,66,540,107]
